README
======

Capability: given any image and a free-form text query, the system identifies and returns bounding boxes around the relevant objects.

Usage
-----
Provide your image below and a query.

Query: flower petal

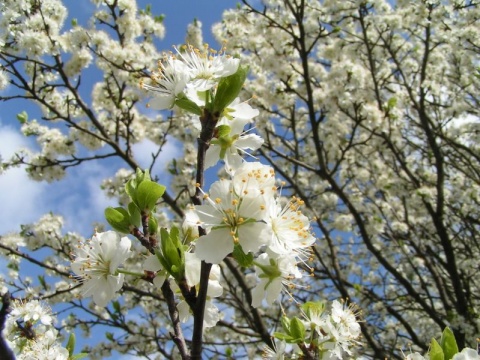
[195,228,233,264]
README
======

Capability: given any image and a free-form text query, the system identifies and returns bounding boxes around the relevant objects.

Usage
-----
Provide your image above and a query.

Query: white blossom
[71,231,132,307]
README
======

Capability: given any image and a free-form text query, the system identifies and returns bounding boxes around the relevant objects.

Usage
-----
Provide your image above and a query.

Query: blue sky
[0,0,240,235]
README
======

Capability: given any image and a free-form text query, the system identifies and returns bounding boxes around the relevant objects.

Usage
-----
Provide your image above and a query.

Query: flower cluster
[142,44,239,109]
[405,349,480,360]
[194,161,316,307]
[71,231,132,307]
[308,300,362,359]
[262,300,362,359]
[3,299,69,360]
[142,44,263,174]
[63,40,360,359]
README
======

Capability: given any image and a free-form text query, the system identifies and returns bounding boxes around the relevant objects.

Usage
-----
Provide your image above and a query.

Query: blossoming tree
[0,0,479,359]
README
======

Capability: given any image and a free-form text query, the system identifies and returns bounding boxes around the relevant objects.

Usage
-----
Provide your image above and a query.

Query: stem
[0,292,15,360]
[161,280,191,359]
[116,269,144,277]
[190,108,219,359]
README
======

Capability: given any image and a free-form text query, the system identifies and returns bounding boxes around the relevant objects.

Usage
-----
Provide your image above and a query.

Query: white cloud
[0,124,115,235]
[0,125,48,233]
[53,161,118,234]
[132,137,182,175]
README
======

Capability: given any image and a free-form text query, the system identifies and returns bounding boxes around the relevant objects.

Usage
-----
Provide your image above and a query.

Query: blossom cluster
[405,349,480,360]
[264,300,362,359]
[65,41,359,357]
[192,161,316,307]
[2,299,69,360]
[71,231,132,307]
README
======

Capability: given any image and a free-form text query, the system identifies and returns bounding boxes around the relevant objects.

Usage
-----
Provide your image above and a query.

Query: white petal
[229,118,249,135]
[144,254,162,272]
[239,195,268,221]
[230,102,259,120]
[204,146,221,169]
[238,222,269,253]
[265,278,282,305]
[195,204,224,226]
[251,279,268,308]
[110,236,132,272]
[195,229,233,264]
[185,252,201,287]
[203,300,221,328]
[235,134,264,150]
[224,151,243,174]
[88,274,124,307]
[209,178,232,200]
[153,274,167,288]
[149,94,175,110]
[177,300,191,323]
[207,280,223,298]
[96,231,119,261]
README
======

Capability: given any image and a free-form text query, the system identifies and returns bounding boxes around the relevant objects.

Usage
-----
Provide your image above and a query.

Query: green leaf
[141,168,151,182]
[135,180,166,212]
[232,243,254,268]
[160,227,185,279]
[105,332,114,341]
[302,301,325,320]
[216,125,231,138]
[272,332,294,342]
[128,202,141,228]
[280,316,291,333]
[440,327,458,360]
[112,300,121,313]
[155,249,170,274]
[71,354,88,360]
[148,215,158,236]
[213,65,248,113]
[104,207,131,233]
[38,275,47,290]
[175,97,202,115]
[125,178,136,200]
[429,338,445,360]
[66,333,75,356]
[16,111,28,124]
[387,97,397,109]
[289,317,306,342]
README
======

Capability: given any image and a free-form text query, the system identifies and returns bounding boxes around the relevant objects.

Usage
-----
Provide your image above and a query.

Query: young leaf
[289,317,306,342]
[213,65,248,113]
[148,215,158,235]
[273,332,294,342]
[280,316,291,333]
[128,202,141,228]
[105,207,131,233]
[112,300,121,313]
[72,354,88,360]
[175,97,202,116]
[16,111,28,124]
[440,327,458,360]
[232,243,254,268]
[66,333,76,356]
[429,338,445,360]
[136,180,166,212]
